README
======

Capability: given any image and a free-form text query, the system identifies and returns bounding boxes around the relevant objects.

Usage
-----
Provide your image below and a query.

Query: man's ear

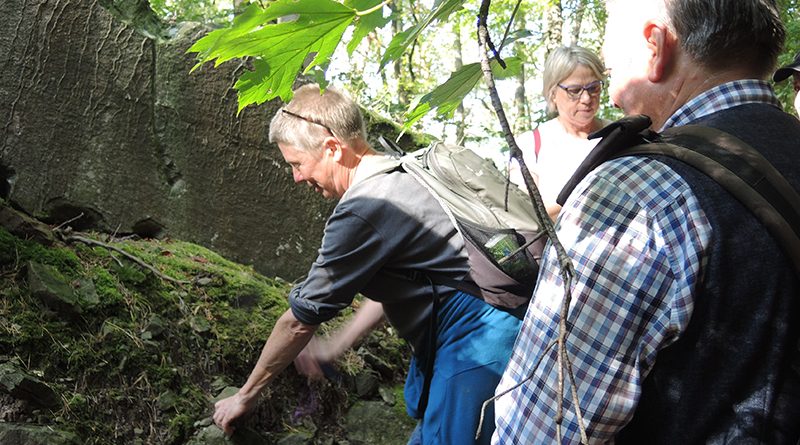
[644,20,675,83]
[322,136,343,161]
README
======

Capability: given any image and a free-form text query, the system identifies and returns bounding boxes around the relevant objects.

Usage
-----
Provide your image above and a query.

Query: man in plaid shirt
[492,0,800,443]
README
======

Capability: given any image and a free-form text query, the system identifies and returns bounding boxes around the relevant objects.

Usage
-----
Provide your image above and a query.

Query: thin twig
[355,0,391,16]
[476,1,587,442]
[498,0,523,53]
[475,339,558,439]
[61,233,190,285]
[52,212,85,231]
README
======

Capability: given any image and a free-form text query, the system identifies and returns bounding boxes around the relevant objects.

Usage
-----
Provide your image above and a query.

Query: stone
[0,205,54,246]
[0,423,79,445]
[378,386,396,406]
[73,277,99,307]
[353,369,380,399]
[26,261,81,316]
[212,386,239,403]
[0,362,59,408]
[343,400,415,445]
[186,424,270,445]
[0,0,424,282]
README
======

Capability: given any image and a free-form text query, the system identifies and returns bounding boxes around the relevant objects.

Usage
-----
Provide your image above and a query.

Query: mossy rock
[343,400,416,445]
[0,423,79,445]
[0,218,410,444]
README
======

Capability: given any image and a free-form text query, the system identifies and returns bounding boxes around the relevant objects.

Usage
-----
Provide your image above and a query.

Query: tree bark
[513,14,531,132]
[544,0,564,57]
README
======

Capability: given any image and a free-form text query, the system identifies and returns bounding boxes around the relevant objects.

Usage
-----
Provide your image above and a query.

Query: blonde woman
[510,45,609,220]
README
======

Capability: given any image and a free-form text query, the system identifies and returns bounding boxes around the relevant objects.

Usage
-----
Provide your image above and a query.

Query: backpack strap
[533,127,541,161]
[377,135,407,156]
[416,275,439,415]
[557,114,655,205]
[617,125,800,275]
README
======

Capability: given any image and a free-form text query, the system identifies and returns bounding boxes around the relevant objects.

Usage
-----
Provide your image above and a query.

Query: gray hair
[542,45,606,114]
[269,83,367,152]
[665,0,784,77]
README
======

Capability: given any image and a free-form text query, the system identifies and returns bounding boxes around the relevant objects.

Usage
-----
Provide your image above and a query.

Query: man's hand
[293,337,329,380]
[293,299,386,381]
[211,310,319,436]
[213,391,257,436]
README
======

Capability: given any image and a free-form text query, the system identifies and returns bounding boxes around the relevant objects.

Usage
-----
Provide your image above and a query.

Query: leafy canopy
[187,0,519,125]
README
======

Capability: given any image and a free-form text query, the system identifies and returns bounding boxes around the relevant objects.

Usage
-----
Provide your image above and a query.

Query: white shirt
[510,117,605,204]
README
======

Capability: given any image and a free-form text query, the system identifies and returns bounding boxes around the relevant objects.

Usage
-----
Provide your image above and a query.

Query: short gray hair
[542,45,606,114]
[665,0,784,77]
[269,84,367,152]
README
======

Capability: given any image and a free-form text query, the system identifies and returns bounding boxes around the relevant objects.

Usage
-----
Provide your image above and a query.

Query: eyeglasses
[281,109,336,137]
[556,80,604,100]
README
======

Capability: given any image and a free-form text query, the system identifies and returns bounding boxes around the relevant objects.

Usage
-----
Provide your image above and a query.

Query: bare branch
[476,1,587,443]
[59,231,190,286]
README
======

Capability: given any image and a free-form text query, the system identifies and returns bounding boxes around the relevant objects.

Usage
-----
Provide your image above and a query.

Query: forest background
[2,2,799,443]
[163,0,800,163]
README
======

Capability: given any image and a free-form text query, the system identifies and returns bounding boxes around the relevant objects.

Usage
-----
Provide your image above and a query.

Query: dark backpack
[557,114,800,274]
[379,137,548,309]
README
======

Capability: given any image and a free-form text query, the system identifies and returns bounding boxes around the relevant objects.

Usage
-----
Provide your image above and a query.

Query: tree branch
[59,231,190,286]
[476,2,587,443]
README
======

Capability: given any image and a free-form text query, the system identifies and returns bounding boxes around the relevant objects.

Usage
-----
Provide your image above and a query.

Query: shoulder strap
[533,127,541,161]
[556,114,655,206]
[617,125,800,275]
[377,135,407,156]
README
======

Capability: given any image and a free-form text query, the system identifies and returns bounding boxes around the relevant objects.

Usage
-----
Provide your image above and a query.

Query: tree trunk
[453,19,466,144]
[513,14,531,132]
[390,0,410,108]
[0,0,419,282]
[544,0,564,57]
[570,0,586,45]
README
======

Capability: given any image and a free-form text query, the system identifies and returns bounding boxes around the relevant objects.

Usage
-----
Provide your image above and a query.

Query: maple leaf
[188,0,358,110]
[345,0,391,56]
[404,57,522,129]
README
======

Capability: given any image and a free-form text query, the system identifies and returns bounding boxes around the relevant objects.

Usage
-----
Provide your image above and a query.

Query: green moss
[0,227,81,275]
[390,384,415,426]
[1,225,410,444]
[89,267,124,305]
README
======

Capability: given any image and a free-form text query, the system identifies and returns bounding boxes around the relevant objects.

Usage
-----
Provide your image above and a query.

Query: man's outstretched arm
[213,308,318,435]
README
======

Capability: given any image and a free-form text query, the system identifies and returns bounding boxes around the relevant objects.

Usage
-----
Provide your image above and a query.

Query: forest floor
[0,202,415,444]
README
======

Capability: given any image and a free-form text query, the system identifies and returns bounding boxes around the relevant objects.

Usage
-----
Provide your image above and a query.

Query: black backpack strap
[377,135,407,156]
[557,114,656,205]
[416,275,439,415]
[617,125,800,275]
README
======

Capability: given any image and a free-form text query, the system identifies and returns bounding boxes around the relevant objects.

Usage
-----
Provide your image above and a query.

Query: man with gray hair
[213,84,522,444]
[493,0,800,443]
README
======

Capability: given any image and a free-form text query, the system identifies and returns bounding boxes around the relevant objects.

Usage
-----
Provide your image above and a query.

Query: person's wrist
[236,386,260,405]
[317,340,338,362]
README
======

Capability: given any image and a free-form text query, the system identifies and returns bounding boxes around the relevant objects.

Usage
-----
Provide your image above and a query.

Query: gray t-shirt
[289,155,469,351]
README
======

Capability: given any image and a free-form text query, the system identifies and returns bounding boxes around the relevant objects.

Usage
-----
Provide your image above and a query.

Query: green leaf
[188,0,357,110]
[345,0,391,56]
[187,3,272,70]
[492,56,522,79]
[403,57,522,129]
[380,28,415,70]
[379,0,466,69]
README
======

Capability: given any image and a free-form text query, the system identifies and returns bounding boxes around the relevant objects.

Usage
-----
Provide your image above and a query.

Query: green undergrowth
[0,227,409,444]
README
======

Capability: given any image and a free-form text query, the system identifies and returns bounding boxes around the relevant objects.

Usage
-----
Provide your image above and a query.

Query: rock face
[0,0,420,281]
[0,423,79,445]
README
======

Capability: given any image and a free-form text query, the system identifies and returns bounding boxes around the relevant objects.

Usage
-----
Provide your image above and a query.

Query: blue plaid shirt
[491,80,781,444]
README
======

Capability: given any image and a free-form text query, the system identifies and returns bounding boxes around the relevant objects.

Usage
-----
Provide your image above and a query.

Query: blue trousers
[404,291,523,445]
